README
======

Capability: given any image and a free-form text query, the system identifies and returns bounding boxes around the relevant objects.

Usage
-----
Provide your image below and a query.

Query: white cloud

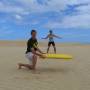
[0,0,81,13]
[0,1,27,14]
[0,0,90,13]
[17,0,90,12]
[44,14,90,29]
[61,14,90,28]
[17,0,76,12]
[0,0,90,28]
[15,14,22,20]
[77,4,90,14]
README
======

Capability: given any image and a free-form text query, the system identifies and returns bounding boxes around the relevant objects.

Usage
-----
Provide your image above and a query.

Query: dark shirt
[26,38,38,54]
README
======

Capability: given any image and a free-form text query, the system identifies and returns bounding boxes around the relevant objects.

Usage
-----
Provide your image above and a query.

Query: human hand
[40,54,46,59]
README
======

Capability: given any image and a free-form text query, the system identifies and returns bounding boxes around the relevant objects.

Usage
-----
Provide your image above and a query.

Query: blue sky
[0,0,90,43]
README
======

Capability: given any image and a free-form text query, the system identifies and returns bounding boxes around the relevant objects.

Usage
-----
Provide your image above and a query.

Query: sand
[0,41,90,90]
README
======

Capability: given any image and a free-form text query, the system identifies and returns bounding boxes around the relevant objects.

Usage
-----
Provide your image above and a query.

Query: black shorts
[48,42,55,46]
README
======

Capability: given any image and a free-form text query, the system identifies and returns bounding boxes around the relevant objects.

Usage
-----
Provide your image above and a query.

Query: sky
[0,0,90,43]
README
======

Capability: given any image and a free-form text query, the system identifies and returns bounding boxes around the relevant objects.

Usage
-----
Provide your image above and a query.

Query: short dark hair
[49,30,53,33]
[31,30,36,35]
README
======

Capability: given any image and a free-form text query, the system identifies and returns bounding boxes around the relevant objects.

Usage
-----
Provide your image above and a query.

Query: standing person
[42,30,61,53]
[18,30,45,70]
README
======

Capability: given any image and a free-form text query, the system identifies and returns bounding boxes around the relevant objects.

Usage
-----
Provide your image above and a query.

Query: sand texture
[0,41,90,90]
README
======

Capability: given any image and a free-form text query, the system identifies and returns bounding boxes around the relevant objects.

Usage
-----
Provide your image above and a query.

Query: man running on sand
[42,30,61,54]
[18,30,45,70]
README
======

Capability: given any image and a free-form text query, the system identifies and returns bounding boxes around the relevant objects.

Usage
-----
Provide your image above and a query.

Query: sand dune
[0,41,90,90]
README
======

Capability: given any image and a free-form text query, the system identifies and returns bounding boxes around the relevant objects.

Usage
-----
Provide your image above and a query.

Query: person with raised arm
[42,30,61,54]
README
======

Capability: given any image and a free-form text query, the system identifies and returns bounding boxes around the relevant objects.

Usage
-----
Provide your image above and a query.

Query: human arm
[33,42,46,54]
[31,48,46,58]
[37,47,46,54]
[42,35,49,39]
[53,34,62,39]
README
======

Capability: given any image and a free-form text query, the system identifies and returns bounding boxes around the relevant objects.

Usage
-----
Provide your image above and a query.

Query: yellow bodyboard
[44,54,72,60]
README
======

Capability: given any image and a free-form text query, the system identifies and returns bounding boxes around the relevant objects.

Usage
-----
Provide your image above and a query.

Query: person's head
[31,30,37,39]
[49,30,53,34]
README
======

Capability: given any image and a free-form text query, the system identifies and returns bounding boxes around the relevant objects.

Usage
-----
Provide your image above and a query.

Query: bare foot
[18,63,22,69]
